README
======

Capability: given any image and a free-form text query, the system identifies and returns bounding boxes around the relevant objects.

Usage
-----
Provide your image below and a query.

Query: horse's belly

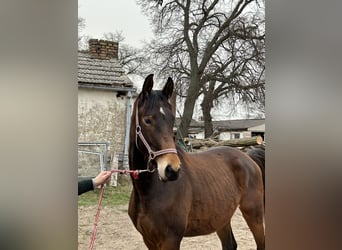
[184,220,216,236]
[183,197,238,236]
[184,211,232,236]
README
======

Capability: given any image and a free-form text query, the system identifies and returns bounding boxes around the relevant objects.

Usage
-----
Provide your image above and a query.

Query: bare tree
[78,17,85,34]
[138,0,265,137]
[201,23,265,137]
[78,17,89,49]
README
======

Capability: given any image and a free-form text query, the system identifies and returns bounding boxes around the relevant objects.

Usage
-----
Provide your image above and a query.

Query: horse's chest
[131,205,165,239]
[129,198,155,230]
[129,195,185,237]
[136,212,154,233]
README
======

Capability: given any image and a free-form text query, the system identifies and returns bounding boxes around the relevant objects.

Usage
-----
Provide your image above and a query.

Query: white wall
[78,88,128,176]
[219,131,252,140]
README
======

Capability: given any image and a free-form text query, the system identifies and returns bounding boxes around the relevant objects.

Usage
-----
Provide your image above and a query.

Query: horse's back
[182,146,262,183]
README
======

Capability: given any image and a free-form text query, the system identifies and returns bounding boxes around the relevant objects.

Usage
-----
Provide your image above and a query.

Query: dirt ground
[78,204,257,250]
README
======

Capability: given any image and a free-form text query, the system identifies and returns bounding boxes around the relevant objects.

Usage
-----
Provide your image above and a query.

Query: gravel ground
[78,204,256,250]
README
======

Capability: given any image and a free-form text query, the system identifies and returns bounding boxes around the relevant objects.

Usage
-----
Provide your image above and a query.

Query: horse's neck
[129,144,146,169]
[128,146,157,196]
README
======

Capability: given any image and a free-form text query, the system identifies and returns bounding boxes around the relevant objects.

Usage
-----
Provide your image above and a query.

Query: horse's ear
[162,77,174,100]
[142,74,154,99]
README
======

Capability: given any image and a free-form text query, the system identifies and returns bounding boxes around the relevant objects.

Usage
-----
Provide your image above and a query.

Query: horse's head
[133,74,181,181]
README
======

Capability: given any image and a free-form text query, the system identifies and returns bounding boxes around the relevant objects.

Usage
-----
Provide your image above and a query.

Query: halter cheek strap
[135,104,178,163]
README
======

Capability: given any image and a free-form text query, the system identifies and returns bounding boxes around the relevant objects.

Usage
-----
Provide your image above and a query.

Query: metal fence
[78,142,129,187]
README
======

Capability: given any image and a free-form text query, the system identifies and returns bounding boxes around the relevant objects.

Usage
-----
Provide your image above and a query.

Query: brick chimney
[88,39,118,60]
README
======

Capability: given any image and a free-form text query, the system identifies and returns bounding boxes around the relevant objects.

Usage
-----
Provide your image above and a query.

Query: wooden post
[184,136,263,149]
[110,153,118,187]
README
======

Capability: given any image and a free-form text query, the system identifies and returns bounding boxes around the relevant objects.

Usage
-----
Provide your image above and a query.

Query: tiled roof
[212,119,265,131]
[78,51,133,87]
[175,118,265,131]
[175,118,202,127]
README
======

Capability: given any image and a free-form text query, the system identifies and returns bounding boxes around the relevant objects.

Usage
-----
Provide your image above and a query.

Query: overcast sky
[78,0,262,119]
[79,0,154,48]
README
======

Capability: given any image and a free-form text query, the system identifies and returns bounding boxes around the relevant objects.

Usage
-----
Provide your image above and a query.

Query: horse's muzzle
[165,165,180,181]
[156,154,181,181]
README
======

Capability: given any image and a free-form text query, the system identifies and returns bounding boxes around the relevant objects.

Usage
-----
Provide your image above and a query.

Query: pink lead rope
[88,169,147,250]
[88,184,104,250]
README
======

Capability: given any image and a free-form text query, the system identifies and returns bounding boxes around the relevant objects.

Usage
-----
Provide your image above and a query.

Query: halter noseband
[135,103,178,164]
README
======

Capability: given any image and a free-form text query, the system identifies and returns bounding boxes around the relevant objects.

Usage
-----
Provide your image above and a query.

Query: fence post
[110,153,118,187]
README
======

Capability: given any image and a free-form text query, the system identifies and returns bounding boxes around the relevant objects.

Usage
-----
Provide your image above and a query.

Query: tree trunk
[185,136,263,149]
[201,100,213,138]
[179,93,197,138]
[201,81,215,138]
[179,75,201,138]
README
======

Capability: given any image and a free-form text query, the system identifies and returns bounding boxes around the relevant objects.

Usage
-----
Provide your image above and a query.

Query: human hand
[93,171,112,187]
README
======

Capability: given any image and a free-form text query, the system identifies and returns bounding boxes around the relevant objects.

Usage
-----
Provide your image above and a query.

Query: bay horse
[246,145,265,208]
[128,74,265,250]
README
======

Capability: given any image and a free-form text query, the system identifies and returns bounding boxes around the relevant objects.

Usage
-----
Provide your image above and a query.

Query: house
[174,118,203,138]
[78,39,136,178]
[179,118,265,141]
[212,119,265,140]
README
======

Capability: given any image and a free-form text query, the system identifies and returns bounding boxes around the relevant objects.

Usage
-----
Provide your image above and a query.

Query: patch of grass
[78,183,133,206]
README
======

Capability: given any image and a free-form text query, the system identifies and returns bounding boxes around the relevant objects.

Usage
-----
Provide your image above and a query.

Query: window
[232,133,240,139]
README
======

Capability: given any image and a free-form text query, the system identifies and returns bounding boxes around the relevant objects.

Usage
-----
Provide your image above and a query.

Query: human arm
[93,171,112,187]
[78,171,112,196]
[78,179,94,195]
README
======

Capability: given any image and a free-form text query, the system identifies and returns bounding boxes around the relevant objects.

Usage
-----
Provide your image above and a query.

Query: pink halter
[135,103,177,163]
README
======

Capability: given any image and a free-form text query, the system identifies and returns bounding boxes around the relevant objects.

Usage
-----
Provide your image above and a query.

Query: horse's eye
[143,117,152,125]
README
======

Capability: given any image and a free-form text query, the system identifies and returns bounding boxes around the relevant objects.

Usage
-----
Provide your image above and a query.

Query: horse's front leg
[160,235,182,250]
[142,234,182,250]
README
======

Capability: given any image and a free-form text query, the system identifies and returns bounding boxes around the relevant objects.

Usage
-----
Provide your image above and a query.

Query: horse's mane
[175,143,186,156]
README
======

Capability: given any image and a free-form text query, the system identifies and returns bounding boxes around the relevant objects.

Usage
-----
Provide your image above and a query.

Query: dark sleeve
[78,179,94,195]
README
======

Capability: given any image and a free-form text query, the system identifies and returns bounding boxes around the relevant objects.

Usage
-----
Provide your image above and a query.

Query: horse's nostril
[165,165,179,181]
